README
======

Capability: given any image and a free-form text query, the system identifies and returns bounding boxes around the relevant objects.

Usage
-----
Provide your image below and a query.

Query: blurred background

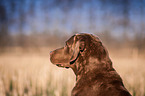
[0,0,145,96]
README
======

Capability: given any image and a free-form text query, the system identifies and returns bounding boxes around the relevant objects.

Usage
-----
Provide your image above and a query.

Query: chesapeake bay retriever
[50,33,131,96]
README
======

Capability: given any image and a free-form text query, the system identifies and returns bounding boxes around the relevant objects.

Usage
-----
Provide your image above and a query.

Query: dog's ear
[70,41,85,64]
[79,41,85,52]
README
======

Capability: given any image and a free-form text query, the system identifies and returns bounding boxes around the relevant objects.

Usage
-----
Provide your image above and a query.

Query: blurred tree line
[0,0,145,51]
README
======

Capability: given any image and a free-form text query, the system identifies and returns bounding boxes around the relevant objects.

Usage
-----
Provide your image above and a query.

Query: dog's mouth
[56,64,69,69]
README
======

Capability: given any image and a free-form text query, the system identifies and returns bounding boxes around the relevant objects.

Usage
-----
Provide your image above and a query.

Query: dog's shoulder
[72,69,131,96]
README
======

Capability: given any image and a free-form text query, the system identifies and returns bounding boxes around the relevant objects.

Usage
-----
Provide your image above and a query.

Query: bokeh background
[0,0,145,96]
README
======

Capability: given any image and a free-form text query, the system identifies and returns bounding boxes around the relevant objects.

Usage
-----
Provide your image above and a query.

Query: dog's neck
[71,55,114,82]
[70,43,114,81]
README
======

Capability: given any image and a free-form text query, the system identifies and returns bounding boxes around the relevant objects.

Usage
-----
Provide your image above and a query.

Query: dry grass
[0,47,145,96]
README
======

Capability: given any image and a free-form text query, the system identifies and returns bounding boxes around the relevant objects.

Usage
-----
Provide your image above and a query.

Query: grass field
[0,47,145,96]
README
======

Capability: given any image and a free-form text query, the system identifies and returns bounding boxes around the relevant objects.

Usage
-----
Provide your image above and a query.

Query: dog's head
[50,33,109,73]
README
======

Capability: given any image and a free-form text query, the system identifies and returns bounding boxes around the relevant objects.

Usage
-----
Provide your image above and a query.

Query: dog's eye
[65,43,69,54]
[65,43,68,47]
[65,43,69,47]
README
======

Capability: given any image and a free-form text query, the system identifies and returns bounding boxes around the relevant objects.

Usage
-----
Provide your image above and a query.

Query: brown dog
[50,33,131,96]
